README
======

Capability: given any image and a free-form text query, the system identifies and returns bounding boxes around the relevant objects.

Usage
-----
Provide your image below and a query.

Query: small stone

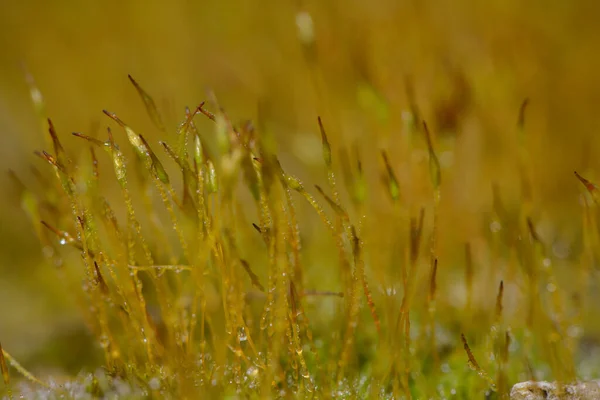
[510,380,600,400]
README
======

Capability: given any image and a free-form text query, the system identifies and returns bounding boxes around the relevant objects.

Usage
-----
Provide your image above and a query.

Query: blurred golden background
[1,0,600,376]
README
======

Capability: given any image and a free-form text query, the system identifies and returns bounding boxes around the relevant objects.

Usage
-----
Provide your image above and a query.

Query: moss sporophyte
[2,76,593,399]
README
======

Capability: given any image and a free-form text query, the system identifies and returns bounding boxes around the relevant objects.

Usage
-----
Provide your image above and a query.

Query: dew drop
[295,11,314,44]
[543,258,552,268]
[552,240,571,259]
[238,327,248,342]
[148,377,161,390]
[98,335,110,349]
[490,221,502,233]
[567,325,583,338]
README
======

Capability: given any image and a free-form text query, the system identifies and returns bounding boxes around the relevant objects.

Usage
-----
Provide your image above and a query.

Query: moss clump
[3,76,598,399]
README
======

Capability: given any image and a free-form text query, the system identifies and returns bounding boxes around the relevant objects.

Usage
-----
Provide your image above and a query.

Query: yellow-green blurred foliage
[1,0,600,381]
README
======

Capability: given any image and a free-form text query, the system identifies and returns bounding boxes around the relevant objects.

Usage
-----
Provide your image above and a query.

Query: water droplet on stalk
[238,327,247,342]
[99,335,110,349]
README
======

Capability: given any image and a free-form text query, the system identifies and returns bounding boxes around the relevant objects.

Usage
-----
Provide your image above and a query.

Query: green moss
[2,75,595,399]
